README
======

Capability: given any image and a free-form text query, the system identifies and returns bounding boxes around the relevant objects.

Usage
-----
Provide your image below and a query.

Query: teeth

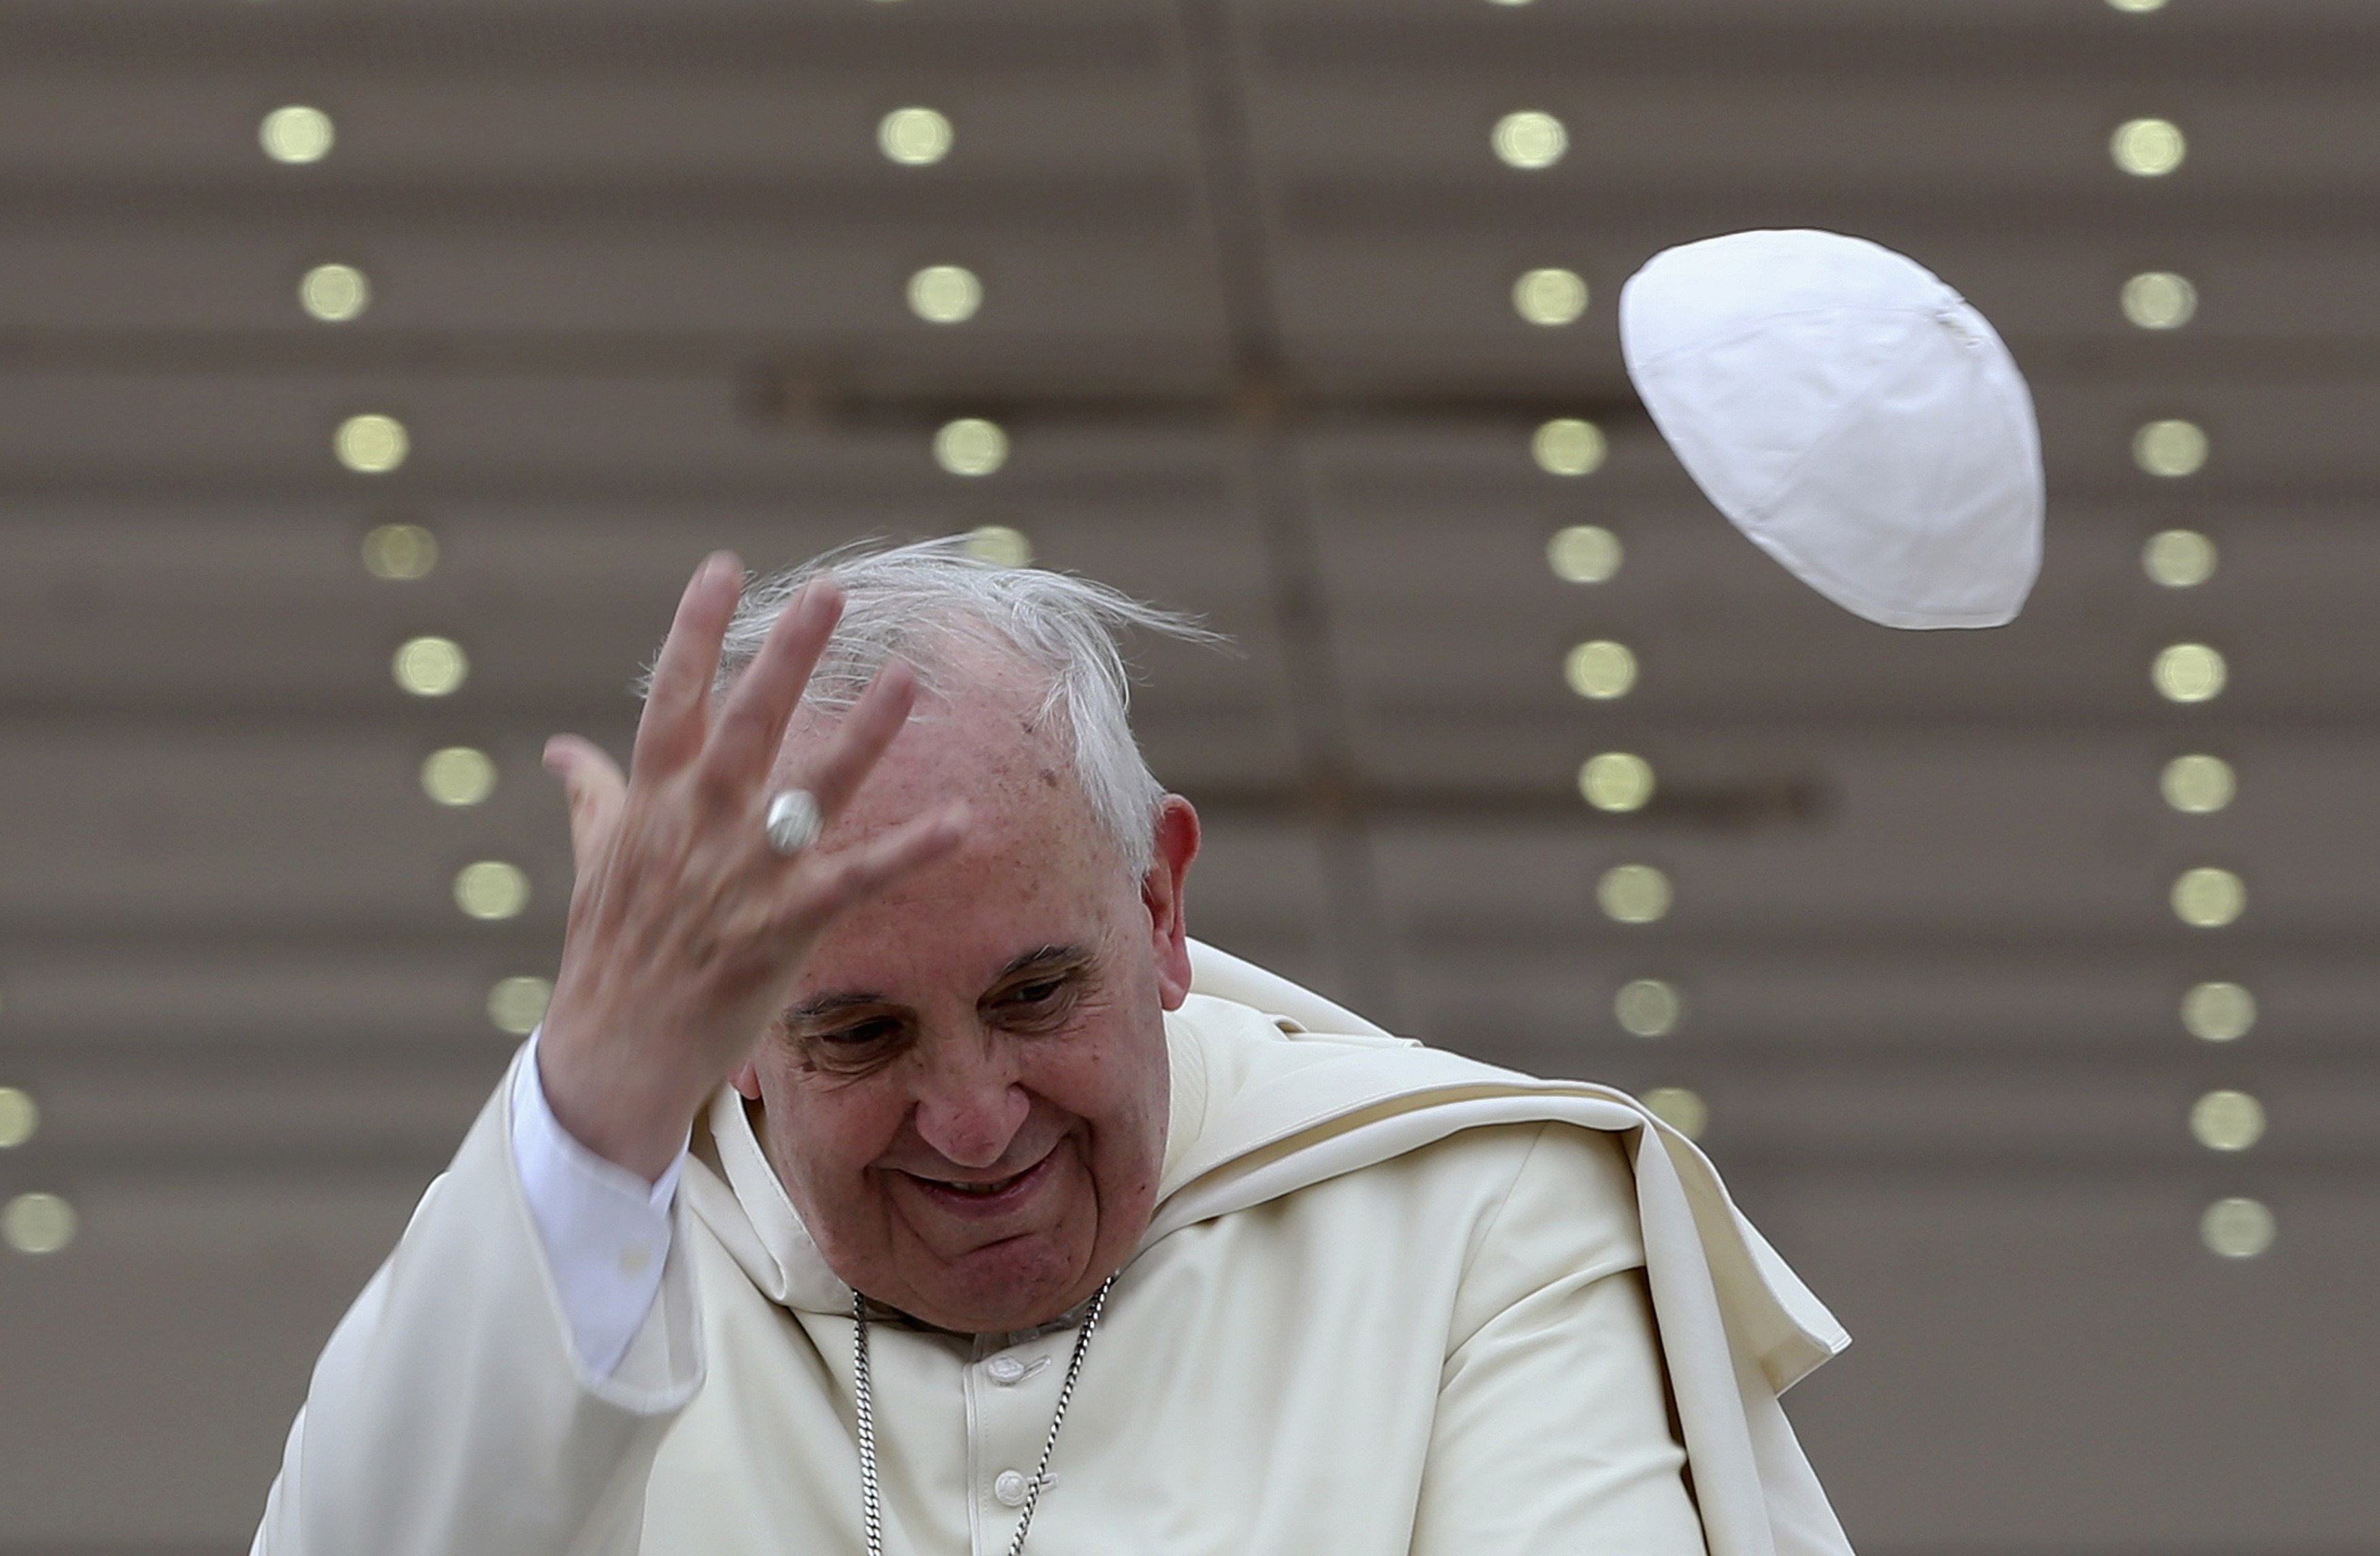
[935,1172,1020,1196]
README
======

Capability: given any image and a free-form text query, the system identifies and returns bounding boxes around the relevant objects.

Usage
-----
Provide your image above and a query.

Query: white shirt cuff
[509,1030,688,1379]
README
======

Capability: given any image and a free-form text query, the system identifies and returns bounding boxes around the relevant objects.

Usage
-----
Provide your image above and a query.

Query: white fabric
[509,1031,685,1378]
[255,943,1852,1556]
[1620,227,2043,630]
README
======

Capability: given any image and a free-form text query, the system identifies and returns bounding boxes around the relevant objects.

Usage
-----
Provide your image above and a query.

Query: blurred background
[0,0,2375,1550]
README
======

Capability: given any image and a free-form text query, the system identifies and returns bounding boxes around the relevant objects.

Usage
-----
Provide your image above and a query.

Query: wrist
[532,1021,707,1184]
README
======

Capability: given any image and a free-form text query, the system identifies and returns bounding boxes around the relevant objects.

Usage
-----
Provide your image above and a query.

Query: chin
[911,1233,1100,1334]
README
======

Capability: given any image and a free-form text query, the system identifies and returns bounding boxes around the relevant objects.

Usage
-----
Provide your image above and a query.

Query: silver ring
[764,789,822,858]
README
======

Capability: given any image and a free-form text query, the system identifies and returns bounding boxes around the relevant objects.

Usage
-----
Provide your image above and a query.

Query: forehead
[778,650,1075,828]
[769,654,1127,995]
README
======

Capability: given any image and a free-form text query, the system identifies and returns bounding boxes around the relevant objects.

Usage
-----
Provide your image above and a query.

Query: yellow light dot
[1547,525,1622,584]
[1642,1086,1707,1140]
[1598,864,1671,924]
[2,1191,75,1255]
[2143,528,2216,587]
[2134,419,2208,478]
[2190,1089,2266,1152]
[2181,981,2256,1043]
[1579,751,1655,813]
[1565,640,1637,700]
[1614,979,1682,1038]
[933,418,1008,477]
[299,263,371,323]
[2122,271,2197,330]
[2201,1196,2275,1258]
[2160,754,2234,814]
[362,523,438,581]
[393,636,469,697]
[260,104,335,165]
[2107,0,2169,13]
[0,1087,38,1149]
[1532,418,1607,476]
[454,860,531,921]
[2171,866,2245,928]
[878,106,953,166]
[907,264,982,324]
[2111,117,2186,177]
[421,747,497,807]
[1491,110,1568,170]
[488,976,554,1036]
[336,413,410,475]
[1513,267,1589,327]
[960,524,1032,568]
[2152,643,2226,703]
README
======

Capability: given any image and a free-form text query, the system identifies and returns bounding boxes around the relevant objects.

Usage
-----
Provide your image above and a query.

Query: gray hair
[694,537,1217,877]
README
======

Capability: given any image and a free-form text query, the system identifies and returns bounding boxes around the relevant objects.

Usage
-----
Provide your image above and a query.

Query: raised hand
[533,552,968,1180]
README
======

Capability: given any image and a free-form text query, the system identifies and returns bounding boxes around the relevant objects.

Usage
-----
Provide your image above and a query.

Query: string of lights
[2108,0,2273,1261]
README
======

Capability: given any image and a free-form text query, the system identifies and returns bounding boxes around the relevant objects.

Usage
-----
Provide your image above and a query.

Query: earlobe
[730,1060,762,1101]
[1143,796,1200,1009]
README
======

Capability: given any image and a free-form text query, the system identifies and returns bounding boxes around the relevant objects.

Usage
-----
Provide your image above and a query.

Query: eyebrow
[779,990,891,1027]
[994,943,1089,981]
[778,944,1091,1027]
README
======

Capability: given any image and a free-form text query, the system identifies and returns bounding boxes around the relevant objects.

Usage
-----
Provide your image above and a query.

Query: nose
[908,1034,1031,1170]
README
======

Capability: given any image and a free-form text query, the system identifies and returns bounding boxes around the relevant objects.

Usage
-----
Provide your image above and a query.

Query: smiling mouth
[900,1151,1055,1213]
[923,1170,1029,1196]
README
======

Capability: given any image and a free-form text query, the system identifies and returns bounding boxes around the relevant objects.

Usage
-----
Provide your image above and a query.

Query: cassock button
[993,1470,1030,1507]
[987,1356,1026,1384]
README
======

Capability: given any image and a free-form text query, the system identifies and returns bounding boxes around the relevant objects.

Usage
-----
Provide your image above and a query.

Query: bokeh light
[1579,752,1655,812]
[454,861,531,921]
[1565,640,1637,699]
[260,105,335,165]
[1513,268,1589,326]
[393,637,469,698]
[488,976,554,1036]
[1598,864,1672,924]
[2201,1197,2275,1258]
[1614,979,1682,1038]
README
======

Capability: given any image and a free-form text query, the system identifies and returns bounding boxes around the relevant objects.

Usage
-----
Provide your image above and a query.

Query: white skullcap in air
[1619,229,2043,630]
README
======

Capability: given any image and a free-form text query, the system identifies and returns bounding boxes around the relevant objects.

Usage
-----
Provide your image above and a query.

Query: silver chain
[853,1273,1117,1556]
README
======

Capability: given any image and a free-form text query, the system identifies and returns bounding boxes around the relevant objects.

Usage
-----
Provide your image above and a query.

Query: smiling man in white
[254,539,1854,1556]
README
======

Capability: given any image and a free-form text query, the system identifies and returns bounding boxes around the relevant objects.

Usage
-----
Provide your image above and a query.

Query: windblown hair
[697,537,1219,877]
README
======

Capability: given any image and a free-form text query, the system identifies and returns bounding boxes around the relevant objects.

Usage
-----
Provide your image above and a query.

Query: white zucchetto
[1619,229,2044,630]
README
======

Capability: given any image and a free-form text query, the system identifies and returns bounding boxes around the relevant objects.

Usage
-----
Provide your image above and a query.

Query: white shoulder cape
[684,939,1855,1556]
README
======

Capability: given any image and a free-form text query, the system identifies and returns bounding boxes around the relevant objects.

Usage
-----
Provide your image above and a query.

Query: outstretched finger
[796,658,923,821]
[543,734,629,883]
[634,552,743,779]
[706,577,844,788]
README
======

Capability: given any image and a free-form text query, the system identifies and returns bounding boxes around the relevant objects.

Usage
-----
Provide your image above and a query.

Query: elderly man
[254,539,1853,1556]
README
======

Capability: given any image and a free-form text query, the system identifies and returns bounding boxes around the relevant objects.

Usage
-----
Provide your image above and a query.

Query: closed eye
[987,964,1088,1030]
[819,1015,905,1048]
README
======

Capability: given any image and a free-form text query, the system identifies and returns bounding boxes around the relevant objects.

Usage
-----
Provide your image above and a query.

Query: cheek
[761,1070,906,1191]
[1037,1032,1167,1165]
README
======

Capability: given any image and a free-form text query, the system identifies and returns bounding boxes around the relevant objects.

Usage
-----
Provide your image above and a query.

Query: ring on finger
[764,788,823,858]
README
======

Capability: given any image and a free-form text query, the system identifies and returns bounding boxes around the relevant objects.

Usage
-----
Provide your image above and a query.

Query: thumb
[543,734,628,881]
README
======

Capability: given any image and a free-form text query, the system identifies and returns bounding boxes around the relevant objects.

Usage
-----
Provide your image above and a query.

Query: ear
[1140,795,1200,1011]
[730,1060,762,1101]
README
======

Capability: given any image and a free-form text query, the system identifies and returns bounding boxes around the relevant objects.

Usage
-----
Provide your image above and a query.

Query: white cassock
[253,943,1854,1556]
